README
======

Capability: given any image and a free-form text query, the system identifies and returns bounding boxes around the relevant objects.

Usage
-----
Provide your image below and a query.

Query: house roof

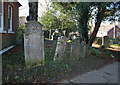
[98,25,114,32]
[98,25,120,32]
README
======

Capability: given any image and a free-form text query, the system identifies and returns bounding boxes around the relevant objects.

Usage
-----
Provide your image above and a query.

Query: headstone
[118,42,120,46]
[70,39,81,58]
[113,38,119,44]
[97,38,102,45]
[110,40,113,45]
[53,36,67,61]
[71,39,87,58]
[80,41,87,57]
[24,21,44,67]
[103,36,110,47]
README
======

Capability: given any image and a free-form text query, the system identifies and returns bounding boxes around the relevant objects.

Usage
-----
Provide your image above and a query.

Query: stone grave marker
[97,38,102,45]
[118,42,120,46]
[53,36,67,61]
[110,40,113,45]
[103,36,110,47]
[71,39,87,58]
[24,21,44,67]
[70,39,81,58]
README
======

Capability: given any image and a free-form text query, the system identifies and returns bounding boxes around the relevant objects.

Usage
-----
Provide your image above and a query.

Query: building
[107,25,120,39]
[96,25,120,39]
[0,0,21,51]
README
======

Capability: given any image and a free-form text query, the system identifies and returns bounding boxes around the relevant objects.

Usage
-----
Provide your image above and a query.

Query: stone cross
[24,21,44,67]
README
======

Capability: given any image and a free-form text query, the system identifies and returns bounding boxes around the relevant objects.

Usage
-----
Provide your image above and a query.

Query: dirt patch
[2,40,117,84]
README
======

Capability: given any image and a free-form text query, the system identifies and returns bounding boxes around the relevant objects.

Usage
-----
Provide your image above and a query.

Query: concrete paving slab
[58,62,119,84]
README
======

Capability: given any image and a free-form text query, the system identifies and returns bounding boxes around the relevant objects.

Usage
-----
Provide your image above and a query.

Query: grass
[2,41,114,83]
[92,43,101,48]
[110,44,120,49]
[92,43,120,49]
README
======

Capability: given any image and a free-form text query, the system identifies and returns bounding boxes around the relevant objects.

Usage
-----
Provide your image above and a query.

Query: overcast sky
[18,0,50,17]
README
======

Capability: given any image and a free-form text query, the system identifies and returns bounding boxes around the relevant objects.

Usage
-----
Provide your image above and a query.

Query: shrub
[101,45,105,49]
[44,30,49,38]
[18,25,25,44]
[88,46,100,57]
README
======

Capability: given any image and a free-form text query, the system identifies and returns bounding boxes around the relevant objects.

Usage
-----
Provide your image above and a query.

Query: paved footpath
[58,62,119,84]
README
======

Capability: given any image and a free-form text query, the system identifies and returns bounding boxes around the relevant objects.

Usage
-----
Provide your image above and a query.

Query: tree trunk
[87,8,105,46]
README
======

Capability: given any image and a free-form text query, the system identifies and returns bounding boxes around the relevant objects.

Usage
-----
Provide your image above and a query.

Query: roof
[16,2,22,7]
[98,25,120,32]
[98,25,114,32]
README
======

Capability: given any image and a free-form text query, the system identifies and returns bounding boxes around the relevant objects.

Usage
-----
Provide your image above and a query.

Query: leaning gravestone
[53,36,67,61]
[24,21,44,67]
[103,36,110,47]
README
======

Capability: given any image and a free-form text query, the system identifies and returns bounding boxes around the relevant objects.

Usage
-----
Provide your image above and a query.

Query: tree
[52,2,120,46]
[88,2,120,46]
[40,10,59,39]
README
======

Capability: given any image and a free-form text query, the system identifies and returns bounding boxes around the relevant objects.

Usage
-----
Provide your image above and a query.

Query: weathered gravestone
[24,21,44,66]
[80,41,87,57]
[103,36,110,47]
[97,38,102,45]
[118,42,120,46]
[53,36,67,61]
[110,40,113,45]
[70,39,87,58]
[70,39,81,58]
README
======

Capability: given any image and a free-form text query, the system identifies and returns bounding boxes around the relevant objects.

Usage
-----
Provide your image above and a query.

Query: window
[8,5,13,33]
[0,0,6,33]
[0,0,3,30]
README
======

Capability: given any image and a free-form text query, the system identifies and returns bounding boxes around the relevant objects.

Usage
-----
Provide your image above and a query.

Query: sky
[18,0,50,17]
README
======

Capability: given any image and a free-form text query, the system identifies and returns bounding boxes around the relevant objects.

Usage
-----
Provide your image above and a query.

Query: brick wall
[0,2,19,50]
[107,26,120,39]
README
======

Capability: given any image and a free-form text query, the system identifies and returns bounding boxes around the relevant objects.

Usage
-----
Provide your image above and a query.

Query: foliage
[44,30,49,38]
[18,25,25,43]
[110,44,120,49]
[40,10,59,30]
[41,3,77,37]
[88,46,100,57]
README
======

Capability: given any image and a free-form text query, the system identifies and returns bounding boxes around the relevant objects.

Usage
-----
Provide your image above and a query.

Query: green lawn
[92,43,120,50]
[110,44,120,49]
[92,43,101,48]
